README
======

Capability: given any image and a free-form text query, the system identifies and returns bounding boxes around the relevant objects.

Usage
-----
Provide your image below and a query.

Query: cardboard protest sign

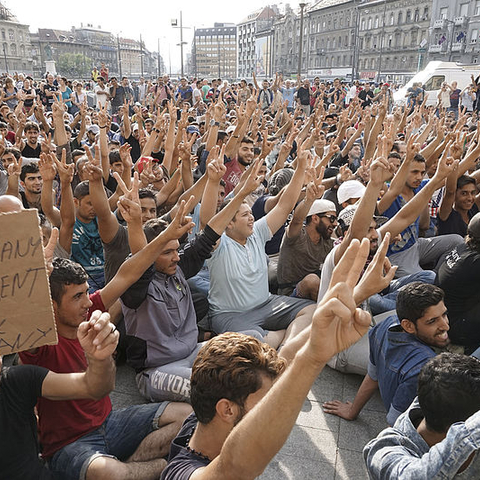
[0,209,57,354]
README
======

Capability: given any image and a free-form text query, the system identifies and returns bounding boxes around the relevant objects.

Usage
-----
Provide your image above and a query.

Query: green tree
[57,53,92,78]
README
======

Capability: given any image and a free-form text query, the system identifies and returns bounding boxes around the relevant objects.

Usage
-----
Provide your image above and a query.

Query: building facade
[428,0,480,65]
[0,3,33,75]
[237,7,277,79]
[357,0,431,82]
[192,23,237,79]
[272,0,431,82]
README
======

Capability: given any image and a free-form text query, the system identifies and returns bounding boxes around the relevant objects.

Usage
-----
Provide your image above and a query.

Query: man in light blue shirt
[207,153,315,348]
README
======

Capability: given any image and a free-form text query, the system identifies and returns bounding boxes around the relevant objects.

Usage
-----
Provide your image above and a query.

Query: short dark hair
[0,121,7,129]
[24,121,39,133]
[138,188,156,202]
[241,136,254,145]
[143,217,168,243]
[3,146,21,160]
[20,162,40,182]
[396,282,444,325]
[73,180,90,200]
[418,353,480,433]
[49,258,88,304]
[413,153,426,163]
[387,151,402,161]
[190,332,286,424]
[456,174,476,190]
[109,149,121,165]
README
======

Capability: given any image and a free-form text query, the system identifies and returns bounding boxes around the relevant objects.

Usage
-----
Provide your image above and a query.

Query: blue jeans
[49,403,168,480]
[369,270,436,316]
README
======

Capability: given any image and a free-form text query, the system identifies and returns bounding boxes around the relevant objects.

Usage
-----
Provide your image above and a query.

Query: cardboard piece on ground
[0,209,57,354]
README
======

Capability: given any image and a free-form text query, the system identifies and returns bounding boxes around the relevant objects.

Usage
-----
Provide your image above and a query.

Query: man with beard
[323,282,451,427]
[6,161,45,214]
[161,237,375,480]
[276,191,337,300]
[222,136,254,194]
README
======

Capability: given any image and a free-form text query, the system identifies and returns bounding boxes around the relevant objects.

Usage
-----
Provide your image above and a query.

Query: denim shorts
[49,402,168,480]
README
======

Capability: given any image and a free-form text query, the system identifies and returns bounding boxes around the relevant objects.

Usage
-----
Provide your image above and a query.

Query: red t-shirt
[222,157,243,195]
[19,291,111,458]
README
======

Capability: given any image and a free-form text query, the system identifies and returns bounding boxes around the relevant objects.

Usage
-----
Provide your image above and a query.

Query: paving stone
[338,410,388,453]
[297,397,341,436]
[334,448,370,480]
[259,452,336,480]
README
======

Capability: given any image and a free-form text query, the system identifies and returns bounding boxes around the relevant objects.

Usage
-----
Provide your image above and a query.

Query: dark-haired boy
[364,352,480,478]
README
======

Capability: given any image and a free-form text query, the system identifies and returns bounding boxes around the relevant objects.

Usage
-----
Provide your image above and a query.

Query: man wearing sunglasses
[277,198,337,300]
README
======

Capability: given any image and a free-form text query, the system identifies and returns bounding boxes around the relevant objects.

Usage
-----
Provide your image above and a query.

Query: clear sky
[7,0,300,72]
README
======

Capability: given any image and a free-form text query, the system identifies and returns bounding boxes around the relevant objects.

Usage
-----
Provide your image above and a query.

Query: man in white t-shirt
[94,76,110,109]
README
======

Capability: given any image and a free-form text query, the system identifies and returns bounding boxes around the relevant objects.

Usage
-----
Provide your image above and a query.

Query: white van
[393,61,479,107]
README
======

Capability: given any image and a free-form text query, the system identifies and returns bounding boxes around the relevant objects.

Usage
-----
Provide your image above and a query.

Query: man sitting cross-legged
[161,238,383,480]
[120,157,267,403]
[19,203,196,480]
[205,147,315,348]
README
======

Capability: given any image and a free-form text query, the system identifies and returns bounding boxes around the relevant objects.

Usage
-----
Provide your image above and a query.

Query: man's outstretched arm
[189,239,372,480]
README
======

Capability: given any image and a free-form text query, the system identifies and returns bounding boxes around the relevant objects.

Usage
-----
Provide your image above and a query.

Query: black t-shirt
[125,134,141,162]
[161,413,210,480]
[110,85,125,107]
[436,243,480,320]
[297,86,311,106]
[437,205,479,237]
[0,365,53,480]
[43,84,58,108]
[358,89,374,107]
[22,142,42,158]
[22,87,35,107]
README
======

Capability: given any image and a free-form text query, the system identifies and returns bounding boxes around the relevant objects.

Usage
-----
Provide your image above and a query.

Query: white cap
[337,180,366,205]
[307,199,337,217]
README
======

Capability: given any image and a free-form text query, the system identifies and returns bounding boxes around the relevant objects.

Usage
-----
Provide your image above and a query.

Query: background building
[0,3,33,75]
[428,0,480,65]
[238,6,277,79]
[192,23,237,79]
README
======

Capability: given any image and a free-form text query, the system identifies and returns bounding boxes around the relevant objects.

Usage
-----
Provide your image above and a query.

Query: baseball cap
[467,212,480,238]
[337,180,366,205]
[307,199,337,217]
[226,125,236,134]
[87,125,100,135]
[186,125,200,135]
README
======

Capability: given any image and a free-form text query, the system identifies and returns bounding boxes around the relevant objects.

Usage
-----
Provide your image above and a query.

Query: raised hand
[53,148,75,184]
[7,154,22,177]
[78,311,119,360]
[240,158,264,195]
[138,157,157,188]
[353,232,397,304]
[162,197,196,241]
[306,238,372,364]
[38,152,57,182]
[114,170,140,204]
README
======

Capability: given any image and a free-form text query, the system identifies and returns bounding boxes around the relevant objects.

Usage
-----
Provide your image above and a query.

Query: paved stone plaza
[111,362,387,480]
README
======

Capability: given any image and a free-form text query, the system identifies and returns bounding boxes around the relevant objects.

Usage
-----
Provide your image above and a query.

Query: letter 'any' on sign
[0,209,57,354]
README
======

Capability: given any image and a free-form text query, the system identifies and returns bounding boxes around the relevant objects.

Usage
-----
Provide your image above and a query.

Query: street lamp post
[298,3,306,79]
[140,34,144,78]
[172,12,189,77]
[351,5,360,82]
[376,0,387,82]
[117,34,122,78]
[2,43,7,74]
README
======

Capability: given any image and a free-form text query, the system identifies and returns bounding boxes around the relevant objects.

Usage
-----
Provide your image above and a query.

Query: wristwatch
[209,119,220,127]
